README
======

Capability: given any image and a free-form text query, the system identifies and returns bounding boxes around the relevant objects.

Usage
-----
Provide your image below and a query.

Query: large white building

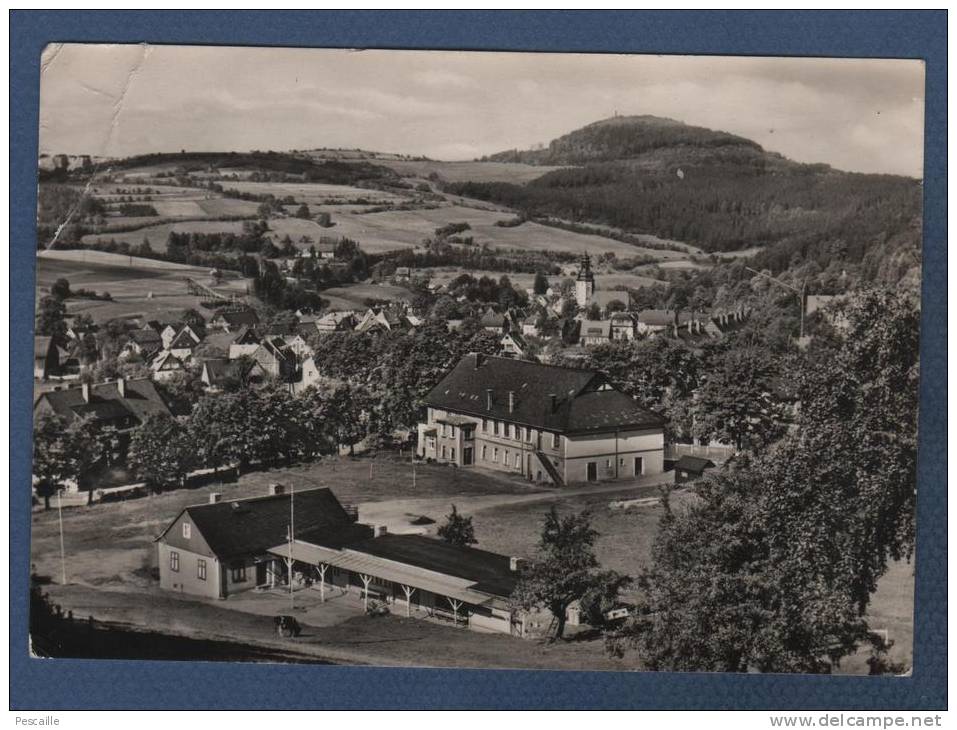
[417,354,665,486]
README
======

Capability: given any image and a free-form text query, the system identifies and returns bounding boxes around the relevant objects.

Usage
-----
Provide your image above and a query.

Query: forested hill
[485,115,763,166]
[457,116,922,287]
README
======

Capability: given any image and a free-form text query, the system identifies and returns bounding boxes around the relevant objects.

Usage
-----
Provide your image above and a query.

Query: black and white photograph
[30,44,923,674]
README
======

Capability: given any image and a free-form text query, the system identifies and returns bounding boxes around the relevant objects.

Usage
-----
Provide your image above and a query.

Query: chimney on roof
[486,389,493,410]
[509,556,525,572]
[508,390,515,413]
[549,393,558,413]
[268,483,285,496]
[375,524,389,537]
[81,383,91,403]
[209,492,222,504]
[116,378,126,398]
[474,353,486,369]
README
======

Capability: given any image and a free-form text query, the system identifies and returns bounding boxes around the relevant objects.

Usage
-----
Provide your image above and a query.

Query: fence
[665,442,736,464]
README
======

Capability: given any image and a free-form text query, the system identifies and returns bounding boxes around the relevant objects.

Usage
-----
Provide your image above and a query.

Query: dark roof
[35,378,173,425]
[166,488,371,560]
[216,309,260,327]
[424,354,664,434]
[347,534,519,598]
[675,455,716,473]
[129,328,162,345]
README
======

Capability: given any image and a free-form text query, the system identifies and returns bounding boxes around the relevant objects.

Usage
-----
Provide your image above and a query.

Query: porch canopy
[267,539,494,606]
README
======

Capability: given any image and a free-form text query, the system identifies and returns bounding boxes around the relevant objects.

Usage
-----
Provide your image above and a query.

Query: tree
[619,290,920,673]
[295,203,311,219]
[32,415,106,509]
[694,345,786,452]
[437,504,477,546]
[510,507,620,640]
[50,278,71,300]
[533,271,549,295]
[128,414,194,492]
[35,296,67,338]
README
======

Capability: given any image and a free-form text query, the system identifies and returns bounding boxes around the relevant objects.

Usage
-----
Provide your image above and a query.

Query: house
[315,311,357,333]
[610,313,636,341]
[292,356,323,394]
[123,328,163,359]
[521,315,541,339]
[168,327,201,360]
[279,333,313,360]
[417,354,665,485]
[155,486,372,600]
[209,308,261,333]
[579,319,611,347]
[34,377,172,432]
[636,309,680,337]
[252,338,296,380]
[150,350,189,382]
[673,455,716,484]
[355,309,392,333]
[479,310,508,333]
[34,336,60,379]
[200,358,267,391]
[446,319,465,333]
[228,326,262,359]
[499,332,528,359]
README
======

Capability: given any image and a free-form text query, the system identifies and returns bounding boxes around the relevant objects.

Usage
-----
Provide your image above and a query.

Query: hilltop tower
[575,253,595,309]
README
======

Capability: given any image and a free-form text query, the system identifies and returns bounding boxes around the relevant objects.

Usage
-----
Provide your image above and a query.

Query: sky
[39,44,925,178]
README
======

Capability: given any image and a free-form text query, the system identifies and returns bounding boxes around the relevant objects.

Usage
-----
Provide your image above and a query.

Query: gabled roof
[35,378,172,425]
[588,290,629,307]
[214,309,260,328]
[129,328,163,345]
[158,487,371,560]
[424,354,664,434]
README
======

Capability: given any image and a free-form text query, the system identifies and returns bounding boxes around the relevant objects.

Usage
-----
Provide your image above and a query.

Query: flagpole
[57,488,66,585]
[288,482,295,611]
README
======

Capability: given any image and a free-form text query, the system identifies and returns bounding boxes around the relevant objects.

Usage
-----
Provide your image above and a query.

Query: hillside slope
[456,116,922,285]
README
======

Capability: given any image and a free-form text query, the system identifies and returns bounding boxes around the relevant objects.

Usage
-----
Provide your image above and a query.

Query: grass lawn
[29,453,545,592]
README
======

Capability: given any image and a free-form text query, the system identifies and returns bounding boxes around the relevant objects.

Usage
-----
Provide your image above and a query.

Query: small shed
[673,455,716,484]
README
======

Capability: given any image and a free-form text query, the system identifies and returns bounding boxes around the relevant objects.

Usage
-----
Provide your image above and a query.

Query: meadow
[36,250,249,324]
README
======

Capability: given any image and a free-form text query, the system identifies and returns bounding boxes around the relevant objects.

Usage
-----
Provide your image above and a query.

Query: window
[482,419,488,433]
[504,424,511,439]
[482,445,487,460]
[442,445,447,459]
[515,453,521,468]
[526,429,534,443]
[606,459,612,468]
[231,562,246,583]
[182,522,191,539]
[517,427,524,442]
[450,425,456,438]
[551,433,560,449]
[493,447,499,462]
[197,559,207,581]
[504,450,509,464]
[450,447,456,461]
[493,421,500,436]
[169,551,180,572]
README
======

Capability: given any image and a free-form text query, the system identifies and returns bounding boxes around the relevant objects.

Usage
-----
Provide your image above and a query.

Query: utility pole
[745,267,807,341]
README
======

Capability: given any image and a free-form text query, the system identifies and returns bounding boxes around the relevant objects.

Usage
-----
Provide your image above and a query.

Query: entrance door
[586,462,598,482]
[634,457,643,476]
[255,562,267,587]
[463,447,473,466]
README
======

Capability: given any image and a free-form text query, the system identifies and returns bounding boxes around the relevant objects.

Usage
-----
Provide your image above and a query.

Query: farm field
[381,159,570,184]
[36,250,250,324]
[423,268,663,292]
[222,181,407,205]
[320,282,416,311]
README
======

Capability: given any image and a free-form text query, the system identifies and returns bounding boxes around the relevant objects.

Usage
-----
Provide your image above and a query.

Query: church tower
[575,252,595,309]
